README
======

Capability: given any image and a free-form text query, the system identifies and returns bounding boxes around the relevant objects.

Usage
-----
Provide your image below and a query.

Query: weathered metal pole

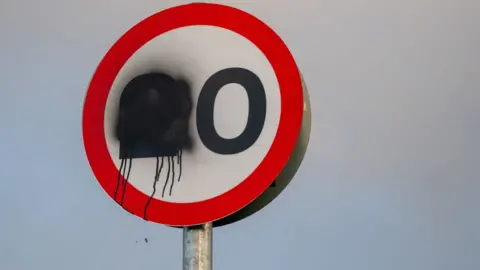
[183,223,213,270]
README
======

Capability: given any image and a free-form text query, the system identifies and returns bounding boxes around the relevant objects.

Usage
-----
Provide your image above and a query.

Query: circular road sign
[82,3,304,226]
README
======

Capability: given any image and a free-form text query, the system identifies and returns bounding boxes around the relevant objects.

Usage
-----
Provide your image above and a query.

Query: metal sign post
[183,223,213,270]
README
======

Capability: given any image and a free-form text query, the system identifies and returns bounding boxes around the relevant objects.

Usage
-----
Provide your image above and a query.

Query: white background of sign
[1,0,479,270]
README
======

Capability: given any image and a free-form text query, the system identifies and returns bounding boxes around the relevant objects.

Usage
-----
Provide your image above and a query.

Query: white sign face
[104,25,281,203]
[82,3,303,226]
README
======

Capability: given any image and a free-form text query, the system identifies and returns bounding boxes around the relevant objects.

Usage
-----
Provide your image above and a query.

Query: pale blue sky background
[1,0,479,269]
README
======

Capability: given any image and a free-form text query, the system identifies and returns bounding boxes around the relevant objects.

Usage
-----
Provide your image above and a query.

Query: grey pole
[183,223,213,270]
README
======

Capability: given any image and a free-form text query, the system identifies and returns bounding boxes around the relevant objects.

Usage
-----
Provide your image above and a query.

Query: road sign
[82,3,304,227]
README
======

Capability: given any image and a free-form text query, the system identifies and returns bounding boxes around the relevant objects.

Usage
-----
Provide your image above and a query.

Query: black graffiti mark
[169,156,176,196]
[142,150,186,221]
[114,157,125,201]
[161,157,172,198]
[121,155,127,198]
[120,156,132,206]
[143,156,164,220]
[177,149,182,182]
[155,156,163,180]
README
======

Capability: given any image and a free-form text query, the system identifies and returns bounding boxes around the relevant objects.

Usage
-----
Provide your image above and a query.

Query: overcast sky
[1,0,479,269]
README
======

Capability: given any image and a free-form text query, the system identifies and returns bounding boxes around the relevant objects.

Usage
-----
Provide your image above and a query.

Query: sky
[1,0,479,269]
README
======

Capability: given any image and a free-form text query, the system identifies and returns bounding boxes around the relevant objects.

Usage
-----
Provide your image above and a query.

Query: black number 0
[196,67,267,155]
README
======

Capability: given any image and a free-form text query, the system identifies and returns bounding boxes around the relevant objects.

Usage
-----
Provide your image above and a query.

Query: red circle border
[82,3,303,226]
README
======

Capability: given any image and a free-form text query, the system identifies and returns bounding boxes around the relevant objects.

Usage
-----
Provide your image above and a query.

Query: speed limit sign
[82,3,305,226]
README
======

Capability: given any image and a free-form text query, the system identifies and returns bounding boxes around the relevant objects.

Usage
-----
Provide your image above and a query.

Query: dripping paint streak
[155,156,160,179]
[143,157,164,220]
[118,152,128,211]
[118,155,127,200]
[161,157,171,198]
[177,150,182,182]
[120,155,133,206]
[114,157,125,202]
[169,156,176,196]
[121,154,127,190]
